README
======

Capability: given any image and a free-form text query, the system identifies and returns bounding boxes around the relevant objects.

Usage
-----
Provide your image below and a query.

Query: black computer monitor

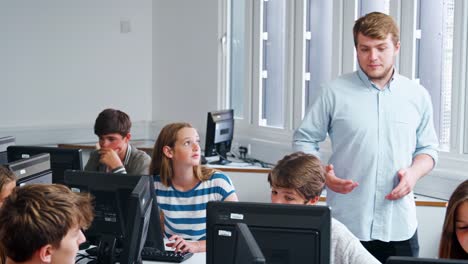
[121,175,153,264]
[234,223,266,264]
[0,136,15,165]
[386,256,468,264]
[64,170,165,263]
[204,109,234,165]
[7,146,83,184]
[5,153,53,186]
[207,201,331,264]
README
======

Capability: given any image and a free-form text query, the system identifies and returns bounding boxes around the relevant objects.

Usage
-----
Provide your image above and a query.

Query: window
[259,0,287,128]
[414,0,454,152]
[229,0,247,119]
[223,0,468,175]
[304,0,333,112]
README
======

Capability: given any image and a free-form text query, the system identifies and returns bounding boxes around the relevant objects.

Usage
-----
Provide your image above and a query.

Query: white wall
[0,1,222,144]
[152,0,221,134]
[0,0,153,144]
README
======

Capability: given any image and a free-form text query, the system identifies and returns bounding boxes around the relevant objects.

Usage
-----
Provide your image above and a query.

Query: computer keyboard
[140,247,193,263]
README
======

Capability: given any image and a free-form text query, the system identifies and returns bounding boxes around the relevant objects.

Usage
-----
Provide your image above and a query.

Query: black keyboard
[140,247,193,263]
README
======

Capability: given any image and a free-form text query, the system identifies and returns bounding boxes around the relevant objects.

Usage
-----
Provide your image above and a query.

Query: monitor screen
[386,257,468,264]
[0,136,15,165]
[204,109,234,165]
[234,223,265,264]
[7,146,83,184]
[207,201,331,264]
[5,153,53,186]
[64,170,165,261]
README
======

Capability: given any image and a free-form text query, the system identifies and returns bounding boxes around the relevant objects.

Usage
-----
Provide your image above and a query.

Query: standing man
[85,108,151,175]
[293,12,439,263]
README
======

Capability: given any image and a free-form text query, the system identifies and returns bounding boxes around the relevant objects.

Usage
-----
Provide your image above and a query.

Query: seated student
[150,122,238,253]
[268,152,380,264]
[0,184,94,264]
[85,108,151,174]
[0,166,16,208]
[0,167,16,264]
[439,179,468,259]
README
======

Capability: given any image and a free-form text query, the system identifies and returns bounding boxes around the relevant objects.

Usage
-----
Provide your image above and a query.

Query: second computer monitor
[7,145,83,184]
[0,136,15,165]
[64,171,154,264]
[204,109,234,165]
[6,153,52,186]
[207,201,331,264]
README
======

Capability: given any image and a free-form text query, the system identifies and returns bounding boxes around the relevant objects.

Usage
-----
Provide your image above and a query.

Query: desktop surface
[76,250,205,264]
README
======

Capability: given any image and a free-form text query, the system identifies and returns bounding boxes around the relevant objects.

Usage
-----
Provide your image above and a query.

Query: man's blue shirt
[293,68,439,241]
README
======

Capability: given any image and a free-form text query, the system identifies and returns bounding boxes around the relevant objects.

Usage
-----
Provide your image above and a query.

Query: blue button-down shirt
[293,68,439,242]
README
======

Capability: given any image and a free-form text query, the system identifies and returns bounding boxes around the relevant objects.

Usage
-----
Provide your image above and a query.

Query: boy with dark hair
[268,152,380,264]
[85,108,151,175]
[0,184,94,264]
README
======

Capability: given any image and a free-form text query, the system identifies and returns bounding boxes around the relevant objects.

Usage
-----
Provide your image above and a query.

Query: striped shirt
[154,172,236,241]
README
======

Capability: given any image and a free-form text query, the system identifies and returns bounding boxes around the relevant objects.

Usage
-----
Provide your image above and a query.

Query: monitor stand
[209,155,231,165]
[86,235,117,264]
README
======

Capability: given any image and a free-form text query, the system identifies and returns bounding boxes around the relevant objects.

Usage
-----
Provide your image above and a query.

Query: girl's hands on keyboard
[166,235,203,253]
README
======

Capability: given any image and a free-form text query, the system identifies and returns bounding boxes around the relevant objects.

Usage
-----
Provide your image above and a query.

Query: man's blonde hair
[0,184,94,262]
[353,12,400,47]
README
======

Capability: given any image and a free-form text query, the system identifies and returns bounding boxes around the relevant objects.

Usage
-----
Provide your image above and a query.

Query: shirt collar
[123,144,131,165]
[357,66,398,92]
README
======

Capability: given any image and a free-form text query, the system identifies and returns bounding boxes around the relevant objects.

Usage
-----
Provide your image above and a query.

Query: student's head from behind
[94,108,132,153]
[268,152,325,205]
[0,184,94,264]
[150,122,203,186]
[439,179,468,259]
[353,12,400,84]
[0,165,16,208]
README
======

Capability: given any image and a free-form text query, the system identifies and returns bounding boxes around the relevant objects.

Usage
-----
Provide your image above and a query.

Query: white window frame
[220,0,468,181]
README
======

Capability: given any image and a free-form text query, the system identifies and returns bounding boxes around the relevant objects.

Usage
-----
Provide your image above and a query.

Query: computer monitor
[121,175,153,264]
[64,170,165,263]
[5,153,53,186]
[207,201,331,264]
[0,136,15,165]
[386,256,468,264]
[7,146,83,184]
[204,109,234,165]
[234,223,266,264]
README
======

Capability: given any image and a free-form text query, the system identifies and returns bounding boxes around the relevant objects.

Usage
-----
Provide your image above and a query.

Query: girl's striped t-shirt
[154,172,236,241]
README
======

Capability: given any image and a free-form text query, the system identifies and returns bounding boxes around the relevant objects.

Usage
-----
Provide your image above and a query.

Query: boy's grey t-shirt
[84,144,151,175]
[332,218,381,264]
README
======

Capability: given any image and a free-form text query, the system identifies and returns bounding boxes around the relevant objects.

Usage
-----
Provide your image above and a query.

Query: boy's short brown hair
[353,12,400,47]
[0,184,94,262]
[94,108,131,137]
[268,152,325,200]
